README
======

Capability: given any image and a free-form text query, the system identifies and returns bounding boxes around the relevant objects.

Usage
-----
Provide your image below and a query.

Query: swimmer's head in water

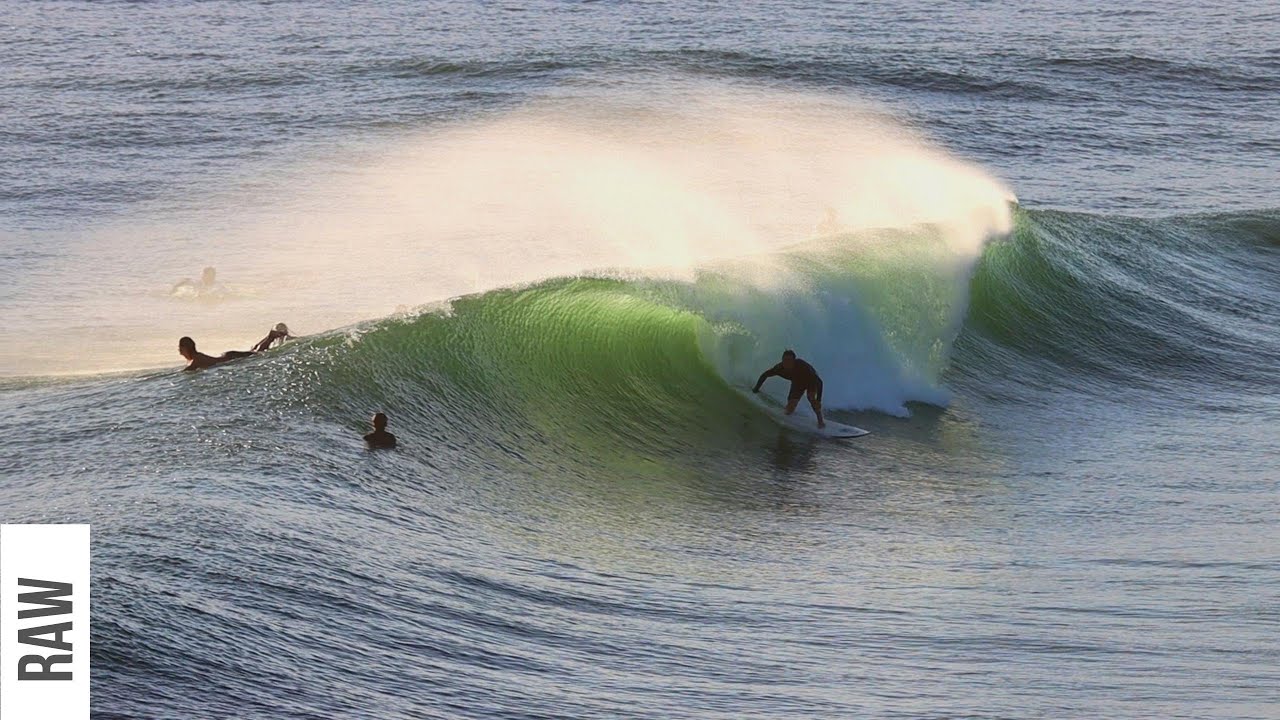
[781,349,796,370]
[178,336,196,359]
[372,412,388,430]
[201,267,216,286]
[274,322,289,336]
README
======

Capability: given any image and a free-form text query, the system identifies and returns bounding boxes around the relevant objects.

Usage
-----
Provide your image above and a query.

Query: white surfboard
[744,392,870,439]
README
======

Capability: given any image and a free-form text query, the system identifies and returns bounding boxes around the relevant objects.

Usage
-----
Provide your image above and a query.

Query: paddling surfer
[178,336,255,371]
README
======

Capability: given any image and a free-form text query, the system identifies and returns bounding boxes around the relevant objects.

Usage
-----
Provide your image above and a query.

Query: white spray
[0,84,1013,382]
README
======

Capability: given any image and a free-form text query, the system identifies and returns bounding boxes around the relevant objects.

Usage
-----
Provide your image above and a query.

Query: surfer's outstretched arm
[251,324,292,352]
[753,364,782,392]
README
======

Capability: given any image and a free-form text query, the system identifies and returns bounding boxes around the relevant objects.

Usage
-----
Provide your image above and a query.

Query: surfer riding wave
[753,349,825,429]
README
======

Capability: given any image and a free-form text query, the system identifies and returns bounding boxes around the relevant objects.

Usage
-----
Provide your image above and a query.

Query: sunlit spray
[0,83,1012,379]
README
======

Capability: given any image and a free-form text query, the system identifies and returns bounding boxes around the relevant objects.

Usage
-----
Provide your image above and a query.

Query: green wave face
[245,206,1280,476]
[279,220,991,482]
[959,207,1280,395]
[301,278,768,483]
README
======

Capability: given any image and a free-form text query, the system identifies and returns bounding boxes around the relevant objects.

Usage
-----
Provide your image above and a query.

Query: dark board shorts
[788,378,823,402]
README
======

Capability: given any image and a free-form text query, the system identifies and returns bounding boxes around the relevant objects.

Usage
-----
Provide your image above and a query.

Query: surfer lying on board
[753,349,826,429]
[178,336,255,371]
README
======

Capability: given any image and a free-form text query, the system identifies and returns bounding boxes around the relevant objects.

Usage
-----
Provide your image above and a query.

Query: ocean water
[2,1,1279,718]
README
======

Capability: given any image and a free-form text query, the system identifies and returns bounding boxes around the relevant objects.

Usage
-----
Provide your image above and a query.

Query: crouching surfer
[753,349,826,429]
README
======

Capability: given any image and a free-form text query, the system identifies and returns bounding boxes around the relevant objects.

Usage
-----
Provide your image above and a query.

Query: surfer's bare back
[178,336,254,371]
[179,323,295,371]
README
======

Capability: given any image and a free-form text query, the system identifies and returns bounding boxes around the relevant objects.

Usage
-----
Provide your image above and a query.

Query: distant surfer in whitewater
[178,336,255,371]
[753,349,826,429]
[171,266,225,300]
[816,206,841,235]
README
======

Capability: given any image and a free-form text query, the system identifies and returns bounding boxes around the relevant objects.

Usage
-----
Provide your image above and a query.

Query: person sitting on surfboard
[178,336,255,371]
[364,413,397,449]
[753,349,826,429]
[251,323,293,352]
